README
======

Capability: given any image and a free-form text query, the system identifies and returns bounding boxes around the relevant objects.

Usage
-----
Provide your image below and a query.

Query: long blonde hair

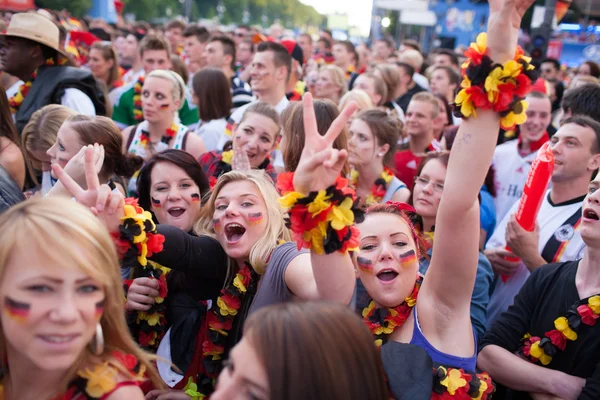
[194,170,291,275]
[0,198,163,390]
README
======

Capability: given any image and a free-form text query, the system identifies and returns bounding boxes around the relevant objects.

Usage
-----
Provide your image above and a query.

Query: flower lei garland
[111,198,167,352]
[133,75,145,122]
[520,295,600,366]
[453,33,538,131]
[277,172,364,254]
[363,275,422,347]
[350,167,395,206]
[193,262,261,398]
[432,367,494,400]
[139,122,179,152]
[8,58,59,114]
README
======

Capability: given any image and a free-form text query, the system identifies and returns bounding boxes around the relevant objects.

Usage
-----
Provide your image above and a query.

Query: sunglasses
[234,32,245,37]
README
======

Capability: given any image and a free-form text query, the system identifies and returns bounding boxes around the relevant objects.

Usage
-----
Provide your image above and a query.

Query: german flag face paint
[356,257,374,273]
[212,217,222,231]
[248,212,263,225]
[151,197,161,208]
[160,104,170,110]
[399,250,417,268]
[4,297,30,324]
[191,193,201,204]
[95,299,105,320]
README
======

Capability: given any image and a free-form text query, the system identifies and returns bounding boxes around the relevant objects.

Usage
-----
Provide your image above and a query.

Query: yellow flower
[554,317,577,341]
[382,169,394,183]
[137,311,161,326]
[475,380,489,400]
[589,296,600,314]
[183,377,205,400]
[329,197,355,230]
[374,339,382,347]
[501,59,523,79]
[529,342,552,365]
[304,222,328,254]
[365,194,377,205]
[440,368,468,395]
[308,190,332,216]
[78,363,118,398]
[350,169,359,185]
[137,242,148,266]
[454,89,476,118]
[362,301,376,318]
[473,33,487,54]
[233,273,247,293]
[484,66,504,103]
[217,297,238,316]
[278,191,305,209]
[500,100,529,129]
[221,150,233,165]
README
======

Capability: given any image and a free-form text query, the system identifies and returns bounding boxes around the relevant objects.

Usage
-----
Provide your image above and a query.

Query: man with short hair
[484,116,600,327]
[121,29,146,85]
[233,25,250,45]
[111,35,198,129]
[492,91,553,224]
[394,62,425,113]
[433,48,459,70]
[297,33,313,64]
[202,35,253,111]
[1,13,105,133]
[393,92,441,189]
[479,118,600,399]
[182,25,209,76]
[165,19,186,55]
[541,58,564,112]
[236,38,254,72]
[372,38,394,63]
[332,40,359,86]
[560,83,600,124]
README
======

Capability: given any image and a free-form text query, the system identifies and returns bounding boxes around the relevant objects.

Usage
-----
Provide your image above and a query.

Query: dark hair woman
[0,85,25,189]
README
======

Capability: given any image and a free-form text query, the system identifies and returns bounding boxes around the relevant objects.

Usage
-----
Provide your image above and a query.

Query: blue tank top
[409,307,477,371]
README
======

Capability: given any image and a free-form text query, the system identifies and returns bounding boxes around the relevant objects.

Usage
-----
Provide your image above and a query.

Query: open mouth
[376,269,399,282]
[225,223,246,243]
[584,209,599,221]
[39,334,79,344]
[167,207,186,218]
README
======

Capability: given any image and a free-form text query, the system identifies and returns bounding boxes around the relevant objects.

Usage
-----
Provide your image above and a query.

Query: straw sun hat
[1,12,70,60]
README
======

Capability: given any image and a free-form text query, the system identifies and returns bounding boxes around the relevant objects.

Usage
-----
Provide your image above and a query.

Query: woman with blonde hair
[89,41,123,92]
[315,65,347,105]
[21,105,77,195]
[0,197,163,399]
[373,64,406,120]
[54,93,359,399]
[339,89,374,113]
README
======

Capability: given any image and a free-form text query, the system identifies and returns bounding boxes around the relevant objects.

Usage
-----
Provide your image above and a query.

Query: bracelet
[432,366,495,399]
[276,172,364,254]
[453,33,538,131]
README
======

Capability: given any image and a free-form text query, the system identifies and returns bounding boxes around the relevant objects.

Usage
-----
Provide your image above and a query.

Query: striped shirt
[230,76,253,112]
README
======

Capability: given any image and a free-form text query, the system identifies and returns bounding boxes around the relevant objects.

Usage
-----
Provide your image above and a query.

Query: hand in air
[52,146,124,233]
[231,137,251,172]
[63,144,105,188]
[487,0,535,62]
[293,93,357,194]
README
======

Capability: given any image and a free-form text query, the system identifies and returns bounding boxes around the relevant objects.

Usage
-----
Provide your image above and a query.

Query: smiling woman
[0,198,163,399]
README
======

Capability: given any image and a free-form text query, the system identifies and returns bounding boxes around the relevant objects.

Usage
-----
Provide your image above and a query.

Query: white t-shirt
[492,140,540,226]
[485,190,586,327]
[194,118,228,152]
[61,88,96,116]
[5,80,22,100]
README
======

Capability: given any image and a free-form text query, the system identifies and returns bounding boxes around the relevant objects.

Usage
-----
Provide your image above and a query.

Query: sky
[299,0,373,36]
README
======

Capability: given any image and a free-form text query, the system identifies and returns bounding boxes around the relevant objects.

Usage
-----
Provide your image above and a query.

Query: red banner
[0,0,35,12]
[547,40,564,60]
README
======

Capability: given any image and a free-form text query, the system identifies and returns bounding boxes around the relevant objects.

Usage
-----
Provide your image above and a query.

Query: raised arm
[422,0,534,314]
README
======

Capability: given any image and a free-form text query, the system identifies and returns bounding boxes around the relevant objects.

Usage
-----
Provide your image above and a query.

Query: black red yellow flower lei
[432,366,494,400]
[363,275,422,347]
[8,58,60,114]
[520,294,600,366]
[350,166,395,206]
[277,172,364,254]
[133,75,145,122]
[194,262,261,397]
[138,122,179,150]
[453,33,538,131]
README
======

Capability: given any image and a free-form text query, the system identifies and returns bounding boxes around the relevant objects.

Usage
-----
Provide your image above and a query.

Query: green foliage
[37,0,92,18]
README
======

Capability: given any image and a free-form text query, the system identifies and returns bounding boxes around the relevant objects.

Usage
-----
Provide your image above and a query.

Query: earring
[91,322,104,356]
[378,153,384,157]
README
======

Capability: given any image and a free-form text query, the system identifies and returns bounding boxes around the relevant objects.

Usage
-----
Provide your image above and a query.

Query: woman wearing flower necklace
[53,93,360,398]
[353,0,536,397]
[348,109,410,206]
[122,69,206,163]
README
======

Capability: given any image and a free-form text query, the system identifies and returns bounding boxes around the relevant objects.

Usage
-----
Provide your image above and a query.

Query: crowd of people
[0,0,600,399]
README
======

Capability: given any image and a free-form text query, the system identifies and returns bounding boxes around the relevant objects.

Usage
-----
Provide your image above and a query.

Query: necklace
[133,75,145,122]
[139,122,179,154]
[351,166,395,206]
[362,275,422,347]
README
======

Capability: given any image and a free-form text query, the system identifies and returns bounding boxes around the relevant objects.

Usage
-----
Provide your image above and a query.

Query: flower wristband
[276,172,364,254]
[432,367,495,399]
[453,33,538,131]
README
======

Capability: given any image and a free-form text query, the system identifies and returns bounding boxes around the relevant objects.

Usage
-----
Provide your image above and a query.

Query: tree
[36,0,92,18]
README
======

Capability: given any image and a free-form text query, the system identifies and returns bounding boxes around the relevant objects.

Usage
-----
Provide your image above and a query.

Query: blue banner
[88,0,117,24]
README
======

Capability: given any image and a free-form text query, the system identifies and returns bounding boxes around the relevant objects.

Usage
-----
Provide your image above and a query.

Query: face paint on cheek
[247,212,263,225]
[159,104,170,110]
[190,193,201,204]
[95,299,105,320]
[356,257,374,273]
[212,217,222,232]
[4,297,30,324]
[398,250,417,268]
[151,197,162,208]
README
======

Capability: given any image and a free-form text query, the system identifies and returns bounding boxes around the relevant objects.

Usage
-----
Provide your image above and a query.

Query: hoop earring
[91,322,104,356]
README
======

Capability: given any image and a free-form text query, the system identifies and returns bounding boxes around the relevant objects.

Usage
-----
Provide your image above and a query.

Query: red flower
[464,45,486,65]
[514,74,532,97]
[577,304,599,326]
[466,86,491,109]
[206,312,233,332]
[545,329,567,350]
[146,233,165,256]
[276,172,295,194]
[237,266,252,287]
[493,83,516,112]
[124,197,143,214]
[202,340,224,356]
[111,351,138,371]
[157,274,168,298]
[521,335,541,357]
[209,176,217,189]
[111,233,130,258]
[220,293,241,310]
[139,330,157,347]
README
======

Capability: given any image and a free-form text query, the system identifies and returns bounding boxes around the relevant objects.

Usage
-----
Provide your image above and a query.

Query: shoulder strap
[181,130,190,151]
[126,124,139,150]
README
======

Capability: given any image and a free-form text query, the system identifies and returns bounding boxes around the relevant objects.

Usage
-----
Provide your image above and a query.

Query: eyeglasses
[414,176,444,192]
[234,32,245,37]
[541,68,553,73]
